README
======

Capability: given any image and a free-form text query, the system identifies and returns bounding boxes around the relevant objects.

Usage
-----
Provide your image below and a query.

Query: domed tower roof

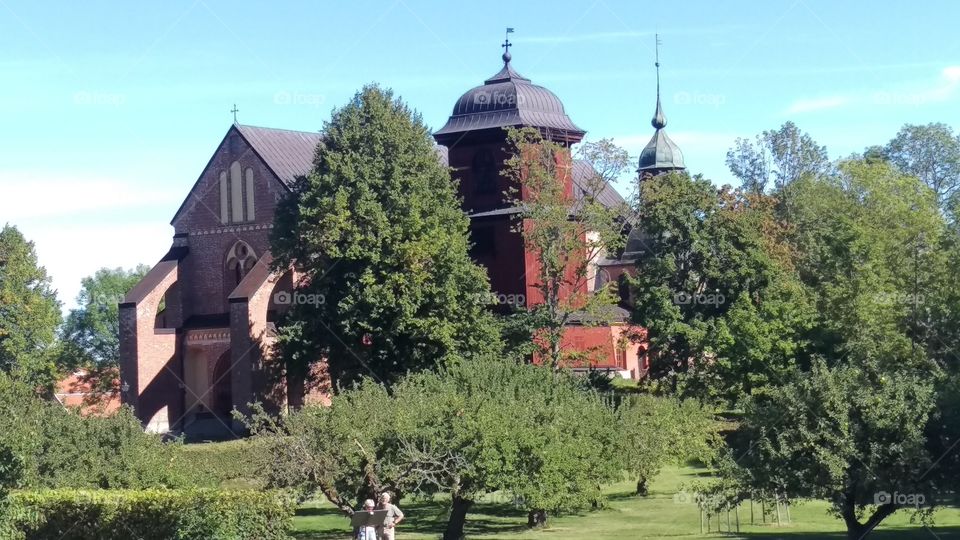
[434,41,585,145]
[638,37,685,175]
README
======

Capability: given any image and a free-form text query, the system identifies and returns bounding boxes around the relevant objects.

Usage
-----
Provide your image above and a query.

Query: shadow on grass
[293,498,532,540]
[730,525,960,539]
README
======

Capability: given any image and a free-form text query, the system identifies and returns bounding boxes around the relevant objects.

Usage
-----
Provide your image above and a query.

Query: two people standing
[355,493,405,540]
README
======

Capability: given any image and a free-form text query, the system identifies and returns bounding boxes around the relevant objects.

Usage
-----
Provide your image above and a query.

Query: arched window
[219,162,256,223]
[225,240,257,288]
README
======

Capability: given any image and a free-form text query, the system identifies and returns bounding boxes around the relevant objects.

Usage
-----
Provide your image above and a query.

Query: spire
[638,34,685,174]
[502,27,514,65]
[652,34,666,130]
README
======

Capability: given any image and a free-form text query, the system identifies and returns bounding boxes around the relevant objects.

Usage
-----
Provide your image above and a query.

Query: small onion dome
[638,95,685,173]
[434,51,585,145]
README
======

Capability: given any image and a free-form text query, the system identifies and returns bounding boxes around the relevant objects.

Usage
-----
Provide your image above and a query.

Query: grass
[291,465,960,539]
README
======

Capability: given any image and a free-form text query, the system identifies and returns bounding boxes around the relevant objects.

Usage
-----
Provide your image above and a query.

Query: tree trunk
[527,509,548,528]
[443,496,472,540]
[635,477,649,496]
[840,498,897,539]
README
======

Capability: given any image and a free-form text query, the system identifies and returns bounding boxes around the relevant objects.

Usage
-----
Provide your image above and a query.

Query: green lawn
[292,465,960,539]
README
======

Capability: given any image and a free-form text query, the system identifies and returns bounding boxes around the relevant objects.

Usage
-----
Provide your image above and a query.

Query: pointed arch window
[218,161,256,223]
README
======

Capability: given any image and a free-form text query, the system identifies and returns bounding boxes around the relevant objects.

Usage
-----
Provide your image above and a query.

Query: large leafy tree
[883,122,960,209]
[628,172,810,400]
[245,359,623,540]
[502,128,630,370]
[271,85,501,388]
[60,266,149,369]
[731,360,944,540]
[0,225,61,388]
[725,121,831,196]
[784,160,943,370]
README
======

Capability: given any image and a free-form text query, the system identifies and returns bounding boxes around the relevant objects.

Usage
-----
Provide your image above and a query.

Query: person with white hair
[377,492,405,540]
[355,499,378,540]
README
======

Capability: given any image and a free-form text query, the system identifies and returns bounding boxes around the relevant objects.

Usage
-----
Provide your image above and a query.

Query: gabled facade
[119,124,322,436]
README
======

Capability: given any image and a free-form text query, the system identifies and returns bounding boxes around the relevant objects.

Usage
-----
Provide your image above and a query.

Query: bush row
[1,488,294,540]
[174,440,267,489]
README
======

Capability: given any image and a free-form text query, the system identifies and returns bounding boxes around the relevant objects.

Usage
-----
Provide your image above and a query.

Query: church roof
[235,124,322,187]
[468,160,627,218]
[434,50,585,143]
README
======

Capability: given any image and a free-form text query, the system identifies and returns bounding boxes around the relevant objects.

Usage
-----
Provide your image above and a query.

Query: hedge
[1,488,294,540]
[175,440,266,489]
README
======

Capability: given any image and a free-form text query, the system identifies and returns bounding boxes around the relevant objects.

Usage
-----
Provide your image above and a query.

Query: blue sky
[1,0,958,310]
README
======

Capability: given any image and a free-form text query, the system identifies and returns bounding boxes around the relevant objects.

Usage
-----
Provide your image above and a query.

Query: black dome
[435,56,585,143]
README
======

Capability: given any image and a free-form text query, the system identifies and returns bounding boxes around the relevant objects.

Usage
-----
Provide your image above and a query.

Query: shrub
[4,488,294,540]
[175,440,266,489]
[0,373,187,489]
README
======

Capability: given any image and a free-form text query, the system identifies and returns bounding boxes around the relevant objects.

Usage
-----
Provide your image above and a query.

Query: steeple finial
[652,34,666,130]
[502,27,515,64]
[231,103,239,125]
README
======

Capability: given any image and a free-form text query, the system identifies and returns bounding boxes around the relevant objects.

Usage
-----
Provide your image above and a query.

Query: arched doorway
[212,351,233,418]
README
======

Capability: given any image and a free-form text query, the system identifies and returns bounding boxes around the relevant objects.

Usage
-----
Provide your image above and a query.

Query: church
[118,42,686,436]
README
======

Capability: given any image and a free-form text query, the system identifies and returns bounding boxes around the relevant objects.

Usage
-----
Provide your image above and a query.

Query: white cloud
[18,221,173,311]
[0,172,180,221]
[785,95,850,114]
[784,65,960,115]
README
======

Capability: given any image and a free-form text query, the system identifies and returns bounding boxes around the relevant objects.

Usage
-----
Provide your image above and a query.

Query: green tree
[884,122,960,208]
[271,85,501,388]
[785,160,943,370]
[618,395,721,495]
[628,173,809,401]
[245,359,624,540]
[731,360,944,539]
[502,128,630,369]
[725,121,831,196]
[60,265,149,369]
[0,224,61,388]
[58,265,149,397]
[0,372,186,489]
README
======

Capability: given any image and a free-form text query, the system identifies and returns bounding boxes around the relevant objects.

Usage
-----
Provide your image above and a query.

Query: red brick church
[119,44,685,436]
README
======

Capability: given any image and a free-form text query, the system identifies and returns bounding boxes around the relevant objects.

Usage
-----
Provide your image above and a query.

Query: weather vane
[502,27,514,61]
[230,103,239,124]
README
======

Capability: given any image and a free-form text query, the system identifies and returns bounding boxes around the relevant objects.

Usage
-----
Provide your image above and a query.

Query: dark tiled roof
[434,58,585,142]
[468,161,627,220]
[567,305,631,325]
[571,160,627,210]
[236,124,323,186]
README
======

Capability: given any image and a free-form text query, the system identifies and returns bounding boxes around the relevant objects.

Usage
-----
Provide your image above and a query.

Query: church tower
[433,36,585,306]
[637,36,685,178]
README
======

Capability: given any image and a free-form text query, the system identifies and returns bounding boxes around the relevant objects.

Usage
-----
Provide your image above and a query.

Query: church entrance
[212,351,233,418]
